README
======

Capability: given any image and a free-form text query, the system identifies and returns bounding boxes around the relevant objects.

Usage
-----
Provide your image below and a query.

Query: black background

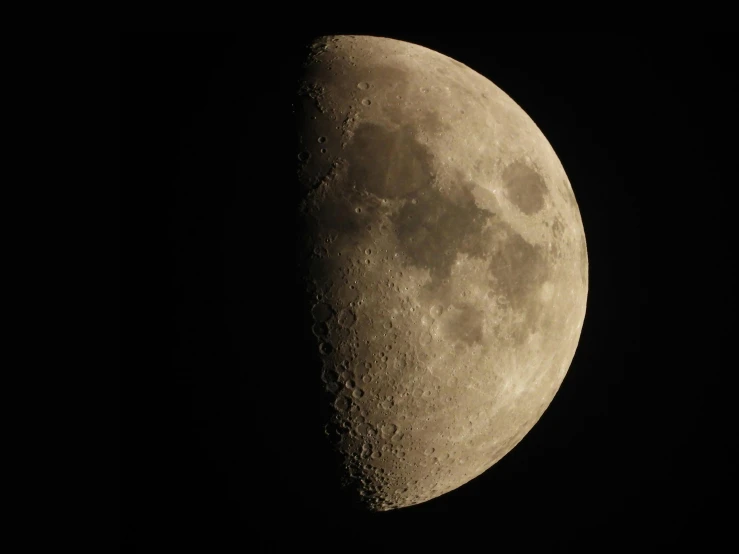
[122,32,732,551]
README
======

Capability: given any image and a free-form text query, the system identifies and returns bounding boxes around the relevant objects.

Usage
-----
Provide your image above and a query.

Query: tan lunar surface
[295,35,588,511]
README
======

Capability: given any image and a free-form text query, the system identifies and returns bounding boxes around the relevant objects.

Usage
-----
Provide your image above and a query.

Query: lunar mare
[295,35,588,511]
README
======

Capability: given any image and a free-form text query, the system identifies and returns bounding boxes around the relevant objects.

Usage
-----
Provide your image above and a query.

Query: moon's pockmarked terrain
[295,35,588,511]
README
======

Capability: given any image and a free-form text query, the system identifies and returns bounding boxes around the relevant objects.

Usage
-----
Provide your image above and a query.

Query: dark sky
[121,32,732,552]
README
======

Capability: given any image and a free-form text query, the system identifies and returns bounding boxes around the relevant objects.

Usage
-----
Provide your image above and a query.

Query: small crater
[430,304,444,318]
[311,322,329,338]
[357,82,370,90]
[334,397,350,411]
[312,302,334,322]
[381,424,398,439]
[337,309,357,327]
[319,342,334,355]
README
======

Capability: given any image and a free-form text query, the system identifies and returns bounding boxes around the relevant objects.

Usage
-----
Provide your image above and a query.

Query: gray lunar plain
[295,35,588,511]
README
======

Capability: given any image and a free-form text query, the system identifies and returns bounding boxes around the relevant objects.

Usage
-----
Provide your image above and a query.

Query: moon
[295,35,588,511]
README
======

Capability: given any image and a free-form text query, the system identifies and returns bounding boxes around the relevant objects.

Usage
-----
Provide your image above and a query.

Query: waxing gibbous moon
[295,35,588,511]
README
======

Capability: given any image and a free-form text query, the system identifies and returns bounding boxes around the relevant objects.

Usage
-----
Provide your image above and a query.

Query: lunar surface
[294,35,588,511]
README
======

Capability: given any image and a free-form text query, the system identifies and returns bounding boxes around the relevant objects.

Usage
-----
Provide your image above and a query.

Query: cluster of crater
[294,35,588,511]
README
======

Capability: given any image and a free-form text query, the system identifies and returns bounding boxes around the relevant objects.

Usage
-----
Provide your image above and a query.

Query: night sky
[121,32,731,551]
